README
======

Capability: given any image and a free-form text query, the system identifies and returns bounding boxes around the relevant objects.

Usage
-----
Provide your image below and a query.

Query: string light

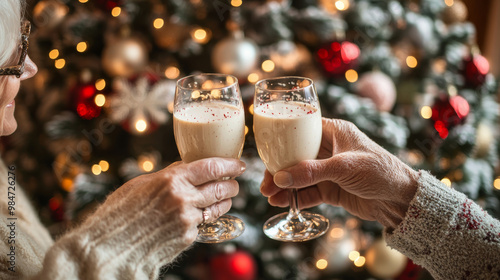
[406,56,418,68]
[441,177,452,187]
[99,160,110,172]
[345,69,358,83]
[55,59,66,69]
[95,79,106,91]
[95,94,106,107]
[61,178,74,192]
[420,106,432,119]
[153,18,164,29]
[142,160,154,172]
[165,66,180,79]
[316,259,328,270]
[247,73,259,83]
[248,104,254,115]
[49,49,59,59]
[329,227,345,239]
[92,164,102,175]
[494,178,500,190]
[244,126,249,136]
[111,7,121,17]
[76,42,87,52]
[79,0,88,3]
[335,0,349,10]
[231,0,242,7]
[348,251,360,261]
[135,119,148,133]
[353,256,366,267]
[262,60,275,72]
[191,28,211,44]
[445,0,454,7]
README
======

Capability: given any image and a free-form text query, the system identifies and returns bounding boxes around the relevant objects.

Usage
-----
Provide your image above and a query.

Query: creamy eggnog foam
[254,101,322,175]
[174,102,245,163]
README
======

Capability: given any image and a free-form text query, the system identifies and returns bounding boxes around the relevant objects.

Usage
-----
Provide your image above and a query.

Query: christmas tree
[6,0,499,279]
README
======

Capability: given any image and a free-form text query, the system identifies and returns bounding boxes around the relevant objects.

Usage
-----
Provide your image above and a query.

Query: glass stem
[287,189,305,222]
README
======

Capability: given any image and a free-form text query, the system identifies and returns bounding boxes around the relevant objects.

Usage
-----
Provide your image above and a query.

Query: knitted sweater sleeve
[32,186,195,280]
[384,170,500,280]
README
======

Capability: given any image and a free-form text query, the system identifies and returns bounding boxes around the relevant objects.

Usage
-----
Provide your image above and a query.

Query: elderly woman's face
[1,56,37,136]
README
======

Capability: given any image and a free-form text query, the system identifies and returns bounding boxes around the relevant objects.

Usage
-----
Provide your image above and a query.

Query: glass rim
[255,76,314,92]
[176,73,239,91]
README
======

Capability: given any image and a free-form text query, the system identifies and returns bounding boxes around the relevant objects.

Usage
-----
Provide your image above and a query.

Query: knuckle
[213,182,224,201]
[205,159,224,178]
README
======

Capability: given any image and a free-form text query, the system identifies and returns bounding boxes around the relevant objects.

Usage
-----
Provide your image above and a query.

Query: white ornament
[109,75,176,126]
[365,238,407,279]
[211,31,259,79]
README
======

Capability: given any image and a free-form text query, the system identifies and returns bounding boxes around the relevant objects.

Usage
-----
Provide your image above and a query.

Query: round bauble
[316,41,360,79]
[365,238,407,279]
[70,83,102,120]
[355,71,397,112]
[102,37,148,77]
[431,94,470,138]
[211,33,259,79]
[210,250,257,280]
[33,0,69,29]
[441,0,468,25]
[463,53,490,88]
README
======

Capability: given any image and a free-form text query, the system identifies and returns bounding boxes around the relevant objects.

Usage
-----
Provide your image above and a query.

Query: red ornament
[316,41,360,78]
[71,83,102,120]
[463,54,490,88]
[210,250,257,280]
[431,94,470,139]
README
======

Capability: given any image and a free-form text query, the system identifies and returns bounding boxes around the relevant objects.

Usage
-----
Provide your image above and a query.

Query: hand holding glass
[173,73,245,243]
[253,76,329,242]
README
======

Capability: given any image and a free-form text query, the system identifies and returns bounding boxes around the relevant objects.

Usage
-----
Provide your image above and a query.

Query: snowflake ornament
[109,73,176,134]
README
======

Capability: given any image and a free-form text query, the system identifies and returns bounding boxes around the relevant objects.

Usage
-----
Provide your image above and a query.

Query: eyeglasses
[0,21,31,78]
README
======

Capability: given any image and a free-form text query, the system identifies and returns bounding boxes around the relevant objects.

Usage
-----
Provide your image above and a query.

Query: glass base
[196,214,245,243]
[263,211,329,242]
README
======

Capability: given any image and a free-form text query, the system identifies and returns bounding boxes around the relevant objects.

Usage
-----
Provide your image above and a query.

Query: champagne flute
[173,73,245,243]
[253,76,329,242]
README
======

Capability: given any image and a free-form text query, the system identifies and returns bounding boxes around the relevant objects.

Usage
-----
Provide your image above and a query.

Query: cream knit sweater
[1,167,499,279]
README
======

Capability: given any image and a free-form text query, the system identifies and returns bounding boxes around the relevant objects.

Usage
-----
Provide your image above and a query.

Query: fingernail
[274,171,293,188]
[240,163,246,172]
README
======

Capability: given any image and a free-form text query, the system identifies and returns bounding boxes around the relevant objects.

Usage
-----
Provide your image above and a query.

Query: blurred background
[4,0,500,279]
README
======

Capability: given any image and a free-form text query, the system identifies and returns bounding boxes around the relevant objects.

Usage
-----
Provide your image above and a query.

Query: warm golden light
[245,126,249,136]
[165,66,180,79]
[211,89,222,99]
[247,73,259,83]
[441,177,452,187]
[92,164,102,175]
[420,106,432,119]
[494,178,500,190]
[95,94,106,107]
[316,259,328,270]
[99,160,110,172]
[335,0,349,10]
[406,56,418,68]
[55,59,66,69]
[330,227,345,239]
[445,0,454,7]
[354,256,366,267]
[61,178,73,192]
[231,0,242,7]
[191,90,201,99]
[79,0,88,3]
[153,18,164,29]
[349,251,360,261]
[262,60,275,72]
[248,104,254,115]
[345,69,358,83]
[194,29,207,41]
[142,160,154,172]
[76,42,87,52]
[111,7,121,17]
[49,49,59,59]
[167,102,174,113]
[135,119,148,132]
[95,79,106,91]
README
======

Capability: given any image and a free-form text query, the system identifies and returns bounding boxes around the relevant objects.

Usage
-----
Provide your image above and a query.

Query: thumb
[273,156,346,189]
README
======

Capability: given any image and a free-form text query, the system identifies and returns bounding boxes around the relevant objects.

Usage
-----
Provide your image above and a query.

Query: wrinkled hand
[104,157,246,244]
[260,118,419,228]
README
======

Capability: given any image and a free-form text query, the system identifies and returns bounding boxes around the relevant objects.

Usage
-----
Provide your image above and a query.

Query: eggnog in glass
[254,77,329,242]
[173,74,245,243]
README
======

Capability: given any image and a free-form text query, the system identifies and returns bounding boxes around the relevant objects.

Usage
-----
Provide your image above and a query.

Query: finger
[194,180,239,208]
[268,187,324,209]
[182,158,246,186]
[260,170,282,197]
[203,199,232,223]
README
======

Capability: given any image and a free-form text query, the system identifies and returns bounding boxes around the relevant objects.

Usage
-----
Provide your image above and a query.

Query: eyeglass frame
[0,21,31,78]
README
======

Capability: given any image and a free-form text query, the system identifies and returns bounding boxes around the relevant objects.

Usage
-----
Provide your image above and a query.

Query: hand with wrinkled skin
[100,157,246,245]
[260,118,419,229]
